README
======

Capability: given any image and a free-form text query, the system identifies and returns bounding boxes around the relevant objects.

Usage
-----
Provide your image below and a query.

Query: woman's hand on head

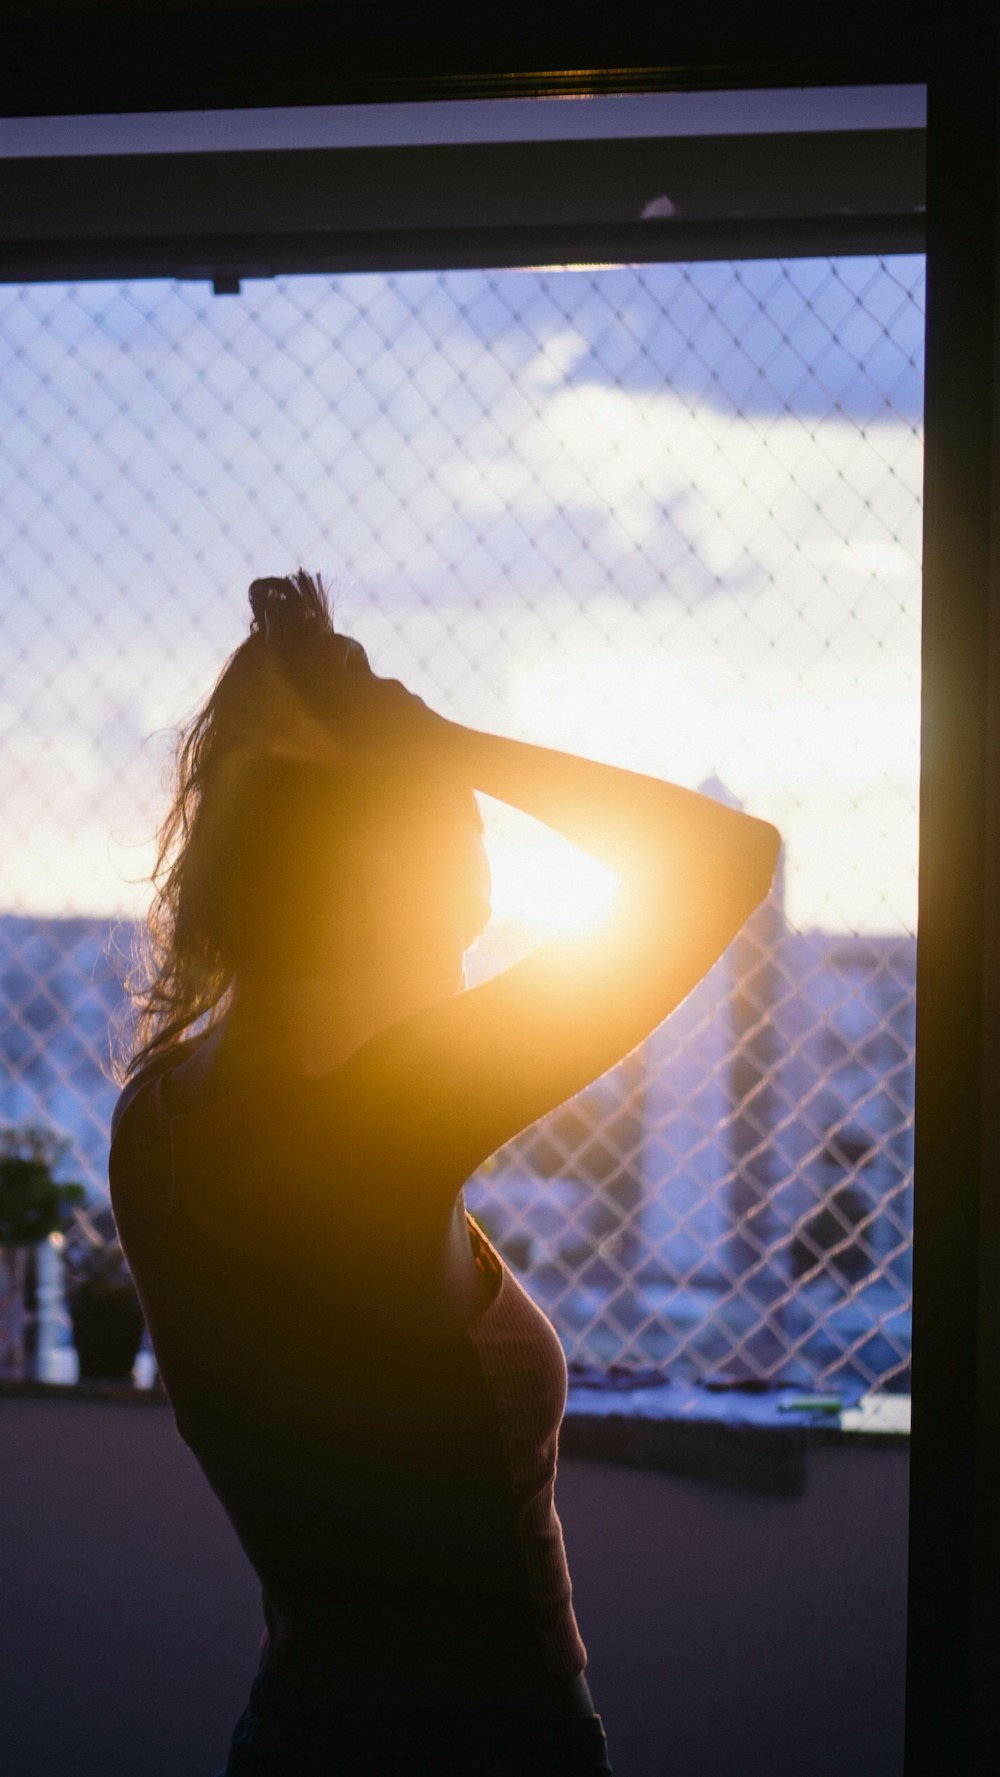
[323,672,450,776]
[326,633,372,675]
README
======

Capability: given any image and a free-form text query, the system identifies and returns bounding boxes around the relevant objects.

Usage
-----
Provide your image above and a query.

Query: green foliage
[0,1125,86,1246]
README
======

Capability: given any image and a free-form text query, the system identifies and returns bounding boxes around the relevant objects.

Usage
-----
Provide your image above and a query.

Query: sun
[484,815,619,939]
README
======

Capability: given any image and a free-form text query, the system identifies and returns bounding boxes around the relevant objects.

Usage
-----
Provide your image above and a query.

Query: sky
[0,254,924,936]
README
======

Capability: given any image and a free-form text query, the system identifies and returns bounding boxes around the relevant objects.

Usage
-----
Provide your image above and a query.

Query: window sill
[561,1375,909,1491]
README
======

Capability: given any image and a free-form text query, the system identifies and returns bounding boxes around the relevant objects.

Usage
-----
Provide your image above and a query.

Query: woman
[110,571,780,1775]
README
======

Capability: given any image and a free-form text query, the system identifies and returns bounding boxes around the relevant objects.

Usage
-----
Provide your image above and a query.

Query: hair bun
[247,570,372,673]
[249,576,306,645]
[248,570,340,650]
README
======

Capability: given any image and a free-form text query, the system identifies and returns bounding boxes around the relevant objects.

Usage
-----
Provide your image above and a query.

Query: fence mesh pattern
[0,256,923,1393]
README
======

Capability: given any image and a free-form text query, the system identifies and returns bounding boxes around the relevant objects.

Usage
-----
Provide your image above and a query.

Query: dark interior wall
[0,4,931,118]
[1,1395,907,1777]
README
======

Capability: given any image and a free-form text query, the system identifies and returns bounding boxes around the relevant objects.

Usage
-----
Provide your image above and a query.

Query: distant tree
[0,1124,86,1379]
[0,1124,86,1246]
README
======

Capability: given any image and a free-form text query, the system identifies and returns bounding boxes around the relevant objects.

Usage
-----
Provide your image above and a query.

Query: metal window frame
[3,8,997,1775]
[0,128,925,282]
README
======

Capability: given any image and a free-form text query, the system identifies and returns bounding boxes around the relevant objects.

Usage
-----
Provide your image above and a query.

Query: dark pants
[216,1663,614,1775]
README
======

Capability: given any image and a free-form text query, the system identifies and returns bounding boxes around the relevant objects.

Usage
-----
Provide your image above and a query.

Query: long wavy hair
[118,571,488,1082]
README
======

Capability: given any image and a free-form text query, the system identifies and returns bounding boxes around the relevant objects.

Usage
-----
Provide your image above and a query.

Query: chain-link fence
[0,256,923,1393]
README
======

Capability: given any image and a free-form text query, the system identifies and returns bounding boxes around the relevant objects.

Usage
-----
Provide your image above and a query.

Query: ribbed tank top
[464,1213,588,1681]
[109,1046,588,1706]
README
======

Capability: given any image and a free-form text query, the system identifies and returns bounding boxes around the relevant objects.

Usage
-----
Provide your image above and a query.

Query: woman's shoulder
[110,1035,205,1145]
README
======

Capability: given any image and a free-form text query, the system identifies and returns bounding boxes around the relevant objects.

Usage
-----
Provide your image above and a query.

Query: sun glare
[484,812,619,938]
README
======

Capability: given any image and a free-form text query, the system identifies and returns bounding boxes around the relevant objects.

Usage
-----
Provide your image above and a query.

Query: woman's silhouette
[109,570,779,1775]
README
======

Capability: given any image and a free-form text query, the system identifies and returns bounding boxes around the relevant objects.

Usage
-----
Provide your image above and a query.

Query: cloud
[2,262,922,927]
[557,256,925,422]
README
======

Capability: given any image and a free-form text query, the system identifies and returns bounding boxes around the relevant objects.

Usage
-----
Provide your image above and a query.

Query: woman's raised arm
[443,716,778,901]
[356,696,780,1190]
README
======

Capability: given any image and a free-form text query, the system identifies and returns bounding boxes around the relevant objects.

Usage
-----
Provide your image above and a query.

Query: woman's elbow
[746,820,782,906]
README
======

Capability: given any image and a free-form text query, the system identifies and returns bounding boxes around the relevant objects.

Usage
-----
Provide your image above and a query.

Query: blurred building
[0,906,916,1389]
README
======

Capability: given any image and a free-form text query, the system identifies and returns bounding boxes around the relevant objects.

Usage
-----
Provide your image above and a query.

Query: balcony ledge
[1,1374,908,1495]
